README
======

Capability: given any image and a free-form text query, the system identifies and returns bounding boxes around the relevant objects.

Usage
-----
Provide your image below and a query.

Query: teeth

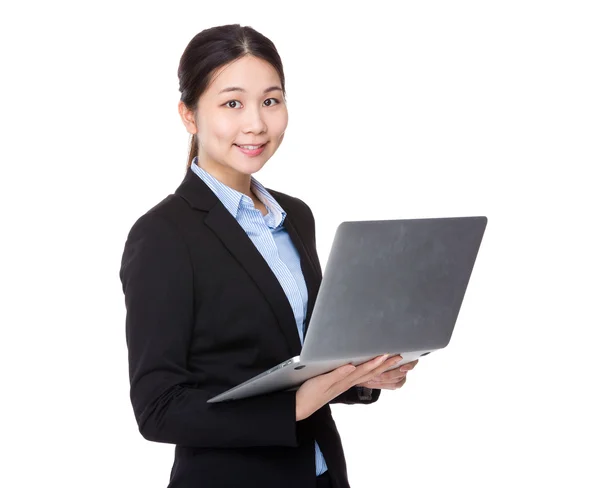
[238,144,262,150]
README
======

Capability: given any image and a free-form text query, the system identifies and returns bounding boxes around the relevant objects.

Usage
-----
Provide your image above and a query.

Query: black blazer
[119,167,381,488]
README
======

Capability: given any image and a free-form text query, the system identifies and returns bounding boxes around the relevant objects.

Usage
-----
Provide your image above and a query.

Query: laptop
[207,216,487,403]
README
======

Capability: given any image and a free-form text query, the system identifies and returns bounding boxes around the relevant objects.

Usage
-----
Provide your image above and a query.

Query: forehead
[206,55,281,95]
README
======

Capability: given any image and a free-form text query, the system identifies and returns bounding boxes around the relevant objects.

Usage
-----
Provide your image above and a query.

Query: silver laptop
[207,216,487,403]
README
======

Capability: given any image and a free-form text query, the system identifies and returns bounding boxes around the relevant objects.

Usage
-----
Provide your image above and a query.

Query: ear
[178,101,198,135]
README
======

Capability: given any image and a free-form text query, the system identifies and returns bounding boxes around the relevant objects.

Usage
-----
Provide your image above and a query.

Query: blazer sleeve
[119,213,298,448]
[329,386,382,405]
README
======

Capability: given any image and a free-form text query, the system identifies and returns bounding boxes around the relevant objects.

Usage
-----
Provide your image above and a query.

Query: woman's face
[180,55,288,182]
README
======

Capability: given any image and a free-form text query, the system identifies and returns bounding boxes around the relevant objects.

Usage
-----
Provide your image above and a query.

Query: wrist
[295,393,304,421]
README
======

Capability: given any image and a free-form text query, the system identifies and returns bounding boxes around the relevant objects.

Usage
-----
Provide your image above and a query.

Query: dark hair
[178,24,287,170]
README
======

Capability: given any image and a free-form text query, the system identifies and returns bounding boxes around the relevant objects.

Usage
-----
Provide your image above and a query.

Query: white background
[1,1,599,487]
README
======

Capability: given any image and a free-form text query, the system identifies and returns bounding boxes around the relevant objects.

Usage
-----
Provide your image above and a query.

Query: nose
[242,105,267,135]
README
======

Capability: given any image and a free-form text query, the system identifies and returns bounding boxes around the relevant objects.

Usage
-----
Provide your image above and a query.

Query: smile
[236,144,264,149]
[234,143,267,156]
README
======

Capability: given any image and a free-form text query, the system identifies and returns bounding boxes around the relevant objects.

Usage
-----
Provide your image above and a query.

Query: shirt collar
[190,158,287,228]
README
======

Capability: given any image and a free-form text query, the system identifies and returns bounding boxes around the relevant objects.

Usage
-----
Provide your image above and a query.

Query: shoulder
[119,195,193,289]
[120,194,196,263]
[125,193,193,237]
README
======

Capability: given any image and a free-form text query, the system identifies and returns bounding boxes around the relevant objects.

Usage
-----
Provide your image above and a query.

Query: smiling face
[179,55,288,191]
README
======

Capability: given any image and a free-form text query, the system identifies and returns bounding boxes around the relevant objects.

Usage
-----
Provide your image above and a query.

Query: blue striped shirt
[190,158,328,476]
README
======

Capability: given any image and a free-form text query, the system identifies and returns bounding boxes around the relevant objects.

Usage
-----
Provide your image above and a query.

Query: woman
[119,24,418,488]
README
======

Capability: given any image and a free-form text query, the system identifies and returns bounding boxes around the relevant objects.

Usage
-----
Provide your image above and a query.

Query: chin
[232,155,270,174]
[237,161,267,175]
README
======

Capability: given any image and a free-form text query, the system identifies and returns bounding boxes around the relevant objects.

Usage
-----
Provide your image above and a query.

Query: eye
[223,98,280,109]
[264,98,280,107]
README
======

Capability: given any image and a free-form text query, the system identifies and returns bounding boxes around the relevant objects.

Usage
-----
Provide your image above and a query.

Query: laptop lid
[300,216,487,362]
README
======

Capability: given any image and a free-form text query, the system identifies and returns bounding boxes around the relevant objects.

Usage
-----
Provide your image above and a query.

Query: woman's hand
[295,354,403,421]
[356,359,419,390]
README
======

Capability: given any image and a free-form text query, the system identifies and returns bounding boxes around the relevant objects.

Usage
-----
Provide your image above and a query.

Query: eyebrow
[218,86,283,95]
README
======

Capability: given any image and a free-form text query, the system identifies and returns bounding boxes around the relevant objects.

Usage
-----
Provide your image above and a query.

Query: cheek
[212,117,238,143]
[199,112,237,145]
[270,111,289,138]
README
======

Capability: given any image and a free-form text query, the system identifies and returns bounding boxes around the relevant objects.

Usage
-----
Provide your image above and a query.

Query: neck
[196,158,253,198]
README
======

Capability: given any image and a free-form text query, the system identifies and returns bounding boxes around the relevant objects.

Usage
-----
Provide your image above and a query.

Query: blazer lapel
[279,210,321,337]
[175,168,311,358]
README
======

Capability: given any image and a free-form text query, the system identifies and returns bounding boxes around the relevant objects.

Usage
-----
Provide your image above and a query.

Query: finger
[334,354,402,393]
[353,354,392,375]
[324,356,382,394]
[351,355,403,387]
[377,355,406,374]
[326,364,358,386]
[377,359,418,381]
[322,364,362,399]
[334,355,391,392]
[399,359,419,372]
[373,368,407,383]
[369,370,408,383]
[367,376,407,390]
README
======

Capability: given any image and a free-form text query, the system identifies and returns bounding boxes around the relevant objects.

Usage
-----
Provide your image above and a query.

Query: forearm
[132,381,298,447]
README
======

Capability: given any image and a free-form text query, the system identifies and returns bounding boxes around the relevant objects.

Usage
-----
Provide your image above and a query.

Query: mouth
[234,143,267,149]
[234,142,267,156]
